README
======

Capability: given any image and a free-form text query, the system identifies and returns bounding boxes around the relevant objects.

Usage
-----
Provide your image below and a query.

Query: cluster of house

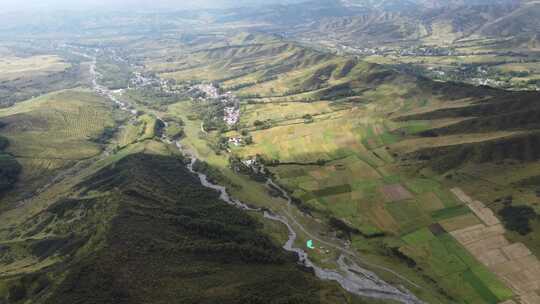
[224,106,240,126]
[228,137,244,147]
[334,43,456,57]
[193,84,220,99]
[129,72,156,88]
[472,77,506,87]
[128,72,181,94]
[190,83,241,127]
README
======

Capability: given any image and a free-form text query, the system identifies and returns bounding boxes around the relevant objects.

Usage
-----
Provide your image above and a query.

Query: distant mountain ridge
[239,0,538,48]
[339,0,520,9]
[0,0,537,50]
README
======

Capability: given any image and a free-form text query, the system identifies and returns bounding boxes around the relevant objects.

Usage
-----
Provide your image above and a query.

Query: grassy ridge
[0,52,85,107]
[0,145,377,304]
[0,135,21,195]
[0,89,115,203]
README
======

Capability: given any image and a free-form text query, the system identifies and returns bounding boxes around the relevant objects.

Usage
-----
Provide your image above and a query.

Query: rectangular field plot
[386,200,432,233]
[361,122,400,150]
[333,156,382,180]
[379,184,413,202]
[239,101,335,126]
[463,269,500,304]
[439,213,482,232]
[431,205,471,221]
[276,168,308,179]
[402,227,435,245]
[313,184,352,197]
[242,116,367,163]
[404,178,441,194]
[417,192,445,211]
[400,230,514,303]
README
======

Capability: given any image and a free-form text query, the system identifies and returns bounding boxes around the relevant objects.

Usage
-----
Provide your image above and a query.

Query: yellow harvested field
[451,187,473,203]
[502,243,533,260]
[241,101,336,125]
[451,224,506,245]
[417,192,445,211]
[496,62,540,73]
[240,114,365,162]
[379,184,413,202]
[449,189,540,303]
[439,213,481,232]
[467,235,511,256]
[521,292,540,304]
[477,248,510,267]
[469,201,501,226]
[0,55,70,80]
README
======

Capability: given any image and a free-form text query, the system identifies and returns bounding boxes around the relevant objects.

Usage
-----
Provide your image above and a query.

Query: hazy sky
[2,0,210,11]
[1,0,298,12]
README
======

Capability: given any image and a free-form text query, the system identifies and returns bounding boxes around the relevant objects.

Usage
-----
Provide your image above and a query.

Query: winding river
[82,49,425,304]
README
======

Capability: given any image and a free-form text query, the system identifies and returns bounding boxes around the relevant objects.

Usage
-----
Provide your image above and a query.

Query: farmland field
[0,55,70,81]
[160,77,521,303]
[136,30,540,303]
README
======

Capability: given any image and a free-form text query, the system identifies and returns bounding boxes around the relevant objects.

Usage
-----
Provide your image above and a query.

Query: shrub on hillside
[498,205,538,235]
[0,136,9,150]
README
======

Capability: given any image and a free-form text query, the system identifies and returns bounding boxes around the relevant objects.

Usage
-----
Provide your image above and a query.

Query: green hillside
[0,142,370,303]
[124,32,540,303]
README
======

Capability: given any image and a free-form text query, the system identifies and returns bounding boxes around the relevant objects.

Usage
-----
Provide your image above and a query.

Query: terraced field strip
[450,188,540,304]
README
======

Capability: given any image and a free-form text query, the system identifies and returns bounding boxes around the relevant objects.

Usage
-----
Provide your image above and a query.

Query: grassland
[0,89,115,204]
[0,55,70,81]
[0,50,85,107]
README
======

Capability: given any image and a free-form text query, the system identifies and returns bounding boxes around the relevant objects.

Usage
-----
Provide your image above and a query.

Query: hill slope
[0,142,360,304]
[140,32,540,303]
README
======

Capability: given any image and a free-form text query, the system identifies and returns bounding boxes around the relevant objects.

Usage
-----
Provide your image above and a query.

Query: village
[188,83,244,147]
[189,83,241,127]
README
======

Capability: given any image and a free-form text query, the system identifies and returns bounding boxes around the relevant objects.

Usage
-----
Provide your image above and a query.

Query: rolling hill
[136,32,540,303]
[0,3,540,303]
